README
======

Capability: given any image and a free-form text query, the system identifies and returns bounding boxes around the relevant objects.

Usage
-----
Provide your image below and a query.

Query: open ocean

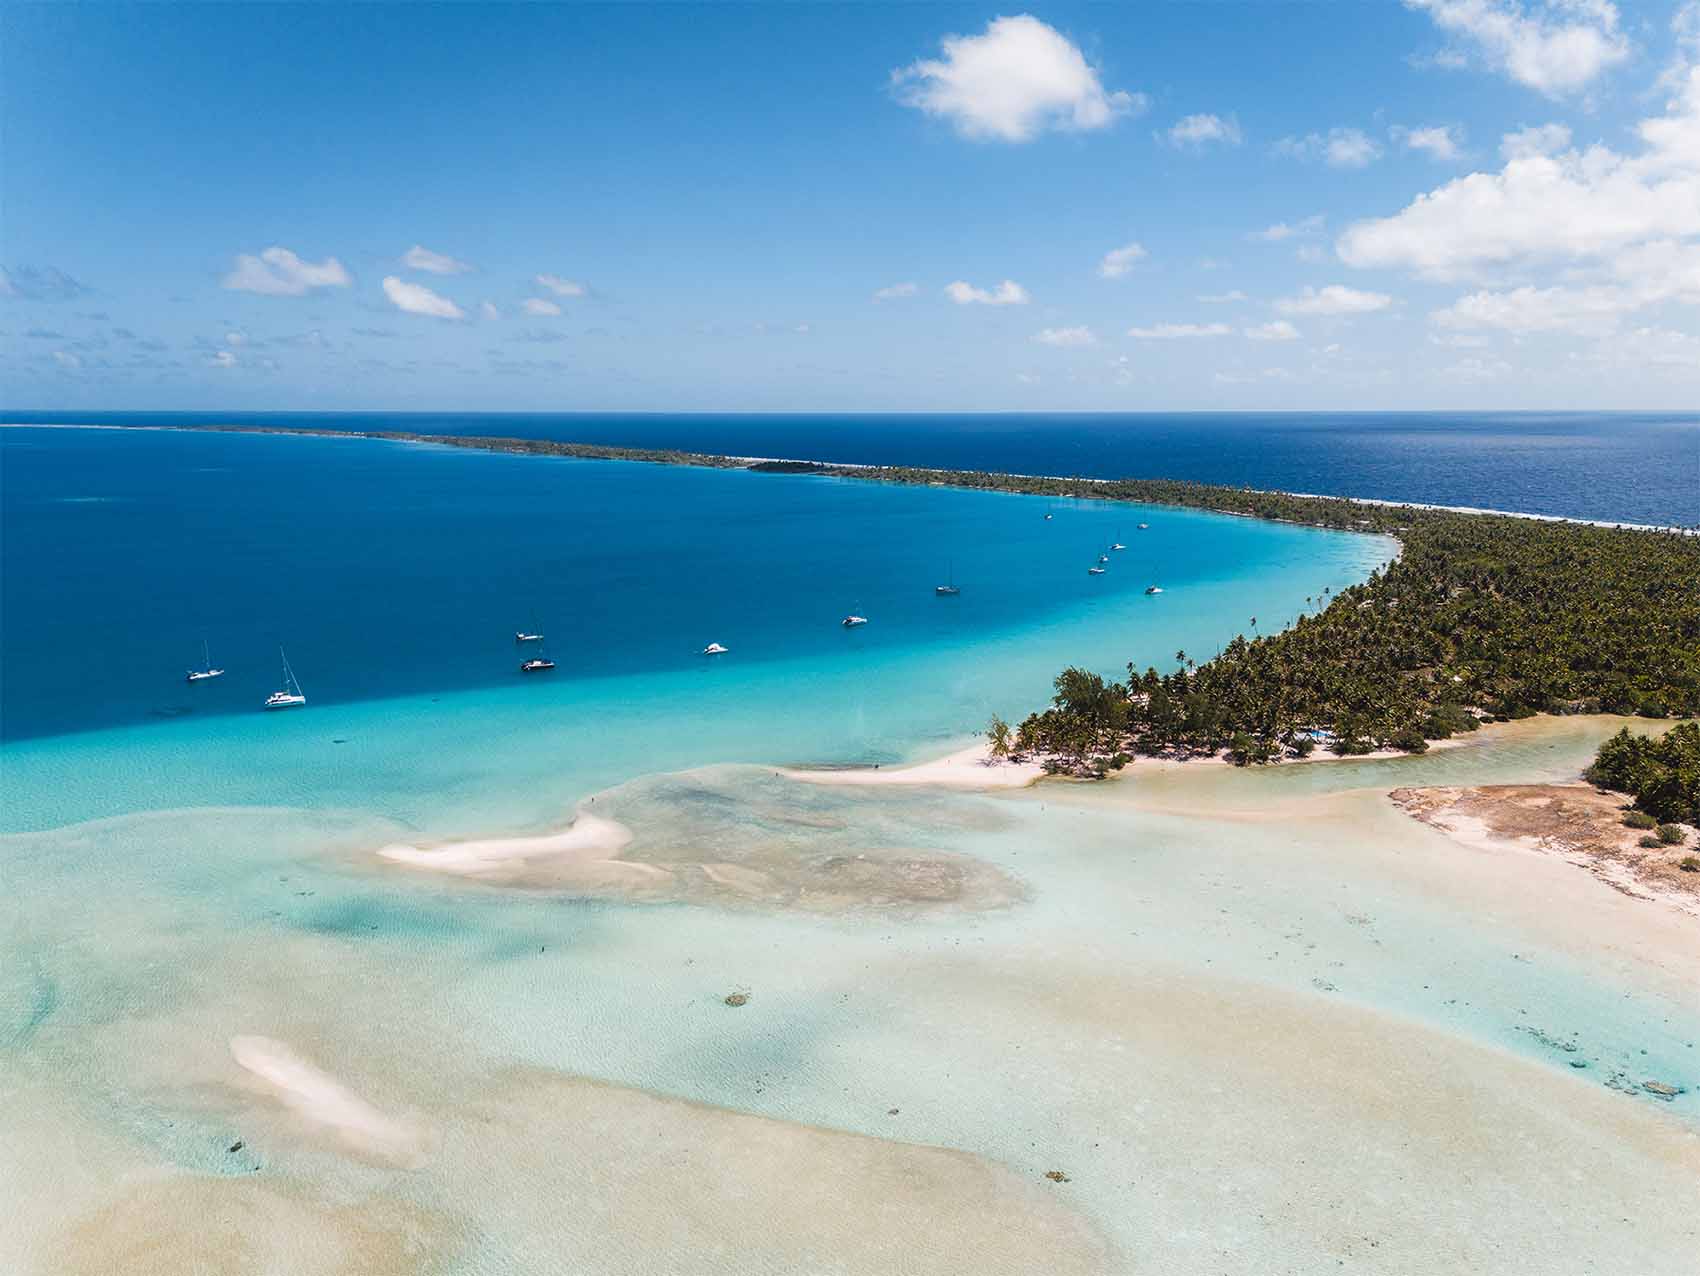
[6,409,1698,526]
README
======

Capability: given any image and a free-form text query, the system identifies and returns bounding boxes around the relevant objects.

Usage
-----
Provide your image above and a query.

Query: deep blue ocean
[6,409,1697,526]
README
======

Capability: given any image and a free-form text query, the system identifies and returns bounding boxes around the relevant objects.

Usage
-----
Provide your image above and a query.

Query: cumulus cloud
[480,301,501,321]
[222,247,351,296]
[522,297,563,316]
[1244,320,1302,341]
[1249,215,1326,243]
[1275,284,1394,314]
[944,279,1029,305]
[1097,241,1148,278]
[1395,124,1464,160]
[535,273,586,297]
[403,244,471,274]
[1338,66,1700,335]
[1405,0,1629,95]
[207,350,237,368]
[1276,127,1382,168]
[873,281,919,301]
[1126,322,1232,338]
[1034,325,1097,346]
[381,275,465,319]
[892,15,1142,142]
[1167,113,1242,147]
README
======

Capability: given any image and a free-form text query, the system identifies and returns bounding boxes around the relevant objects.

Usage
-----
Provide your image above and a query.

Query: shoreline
[4,419,1692,533]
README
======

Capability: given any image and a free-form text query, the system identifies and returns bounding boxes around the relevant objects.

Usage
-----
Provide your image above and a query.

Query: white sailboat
[702,642,729,655]
[264,647,307,709]
[935,560,960,596]
[1110,531,1127,551]
[841,614,868,627]
[186,639,225,682]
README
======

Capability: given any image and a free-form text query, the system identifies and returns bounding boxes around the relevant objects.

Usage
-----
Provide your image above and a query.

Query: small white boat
[520,656,556,673]
[186,639,225,682]
[1110,539,1127,551]
[842,615,868,627]
[264,647,306,709]
[1087,566,1106,576]
[935,560,960,595]
[1137,523,1149,530]
[702,642,729,655]
[1145,585,1163,595]
[1097,553,1110,564]
[515,631,543,643]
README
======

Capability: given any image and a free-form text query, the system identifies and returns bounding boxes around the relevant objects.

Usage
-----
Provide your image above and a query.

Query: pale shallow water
[3,430,1696,1273]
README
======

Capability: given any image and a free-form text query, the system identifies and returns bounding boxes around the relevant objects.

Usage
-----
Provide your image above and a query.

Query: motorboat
[520,657,556,673]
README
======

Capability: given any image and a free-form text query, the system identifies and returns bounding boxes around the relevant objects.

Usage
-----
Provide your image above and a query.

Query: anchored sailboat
[935,560,960,596]
[185,639,225,682]
[264,647,306,709]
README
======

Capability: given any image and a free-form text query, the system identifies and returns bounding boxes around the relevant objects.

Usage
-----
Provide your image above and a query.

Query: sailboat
[186,639,225,682]
[1110,531,1127,551]
[935,560,960,596]
[702,642,729,655]
[841,613,868,627]
[263,647,307,709]
[515,629,543,643]
[520,637,556,673]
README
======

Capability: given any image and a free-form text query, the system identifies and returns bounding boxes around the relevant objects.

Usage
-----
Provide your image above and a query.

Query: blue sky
[4,1,1698,411]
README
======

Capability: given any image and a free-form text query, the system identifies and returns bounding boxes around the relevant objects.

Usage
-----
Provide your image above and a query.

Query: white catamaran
[185,639,225,682]
[264,647,307,709]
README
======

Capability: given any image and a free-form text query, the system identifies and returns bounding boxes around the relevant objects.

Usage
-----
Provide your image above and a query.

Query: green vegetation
[185,423,1700,777]
[1656,823,1688,846]
[1585,724,1700,825]
[1623,810,1659,830]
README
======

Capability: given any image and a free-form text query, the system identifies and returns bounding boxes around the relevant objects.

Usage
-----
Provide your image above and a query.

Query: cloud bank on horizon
[5,1,1698,410]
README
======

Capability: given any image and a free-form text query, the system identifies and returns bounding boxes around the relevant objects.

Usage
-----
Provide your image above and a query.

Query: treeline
[1585,724,1700,825]
[1007,511,1700,772]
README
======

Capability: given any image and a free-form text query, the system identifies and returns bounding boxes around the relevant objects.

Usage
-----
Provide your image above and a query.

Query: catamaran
[264,648,306,709]
[186,639,225,682]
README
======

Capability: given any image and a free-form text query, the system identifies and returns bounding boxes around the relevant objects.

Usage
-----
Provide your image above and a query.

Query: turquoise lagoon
[3,426,1697,1274]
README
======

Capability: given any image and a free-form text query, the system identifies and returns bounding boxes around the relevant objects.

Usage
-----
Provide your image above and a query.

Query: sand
[376,810,638,881]
[777,742,1044,789]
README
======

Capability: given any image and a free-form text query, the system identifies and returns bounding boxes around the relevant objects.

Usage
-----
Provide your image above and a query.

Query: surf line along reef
[184,421,1700,770]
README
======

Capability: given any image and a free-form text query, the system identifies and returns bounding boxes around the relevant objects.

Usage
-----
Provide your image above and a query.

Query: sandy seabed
[4,716,1697,1274]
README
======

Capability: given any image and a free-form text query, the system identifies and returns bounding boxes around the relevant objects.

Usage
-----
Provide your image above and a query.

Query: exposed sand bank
[1392,782,1699,918]
[777,742,1043,790]
[229,1035,435,1169]
[371,770,1025,913]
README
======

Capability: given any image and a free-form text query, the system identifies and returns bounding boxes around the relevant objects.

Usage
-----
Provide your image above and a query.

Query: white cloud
[222,246,351,296]
[1405,0,1629,95]
[224,330,248,346]
[1444,355,1514,380]
[944,279,1029,305]
[1499,122,1572,159]
[1275,284,1394,315]
[522,297,564,317]
[1338,67,1700,337]
[207,350,237,368]
[891,15,1141,143]
[480,301,501,321]
[873,281,919,301]
[1126,322,1232,338]
[1167,113,1242,147]
[381,275,465,320]
[52,349,81,369]
[1244,320,1302,341]
[535,273,586,297]
[1098,241,1148,278]
[1034,325,1097,346]
[1199,290,1249,302]
[1276,127,1382,168]
[403,244,471,274]
[1249,215,1325,242]
[1396,124,1464,160]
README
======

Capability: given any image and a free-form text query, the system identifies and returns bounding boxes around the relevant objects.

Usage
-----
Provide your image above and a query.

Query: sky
[3,0,1699,412]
